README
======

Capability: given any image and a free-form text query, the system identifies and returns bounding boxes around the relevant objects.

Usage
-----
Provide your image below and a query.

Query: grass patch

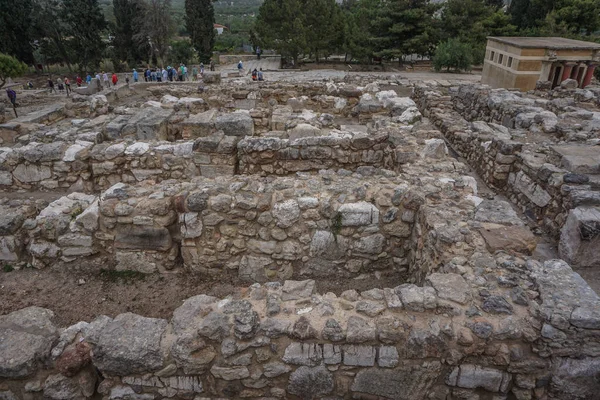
[100,269,146,284]
[2,264,14,272]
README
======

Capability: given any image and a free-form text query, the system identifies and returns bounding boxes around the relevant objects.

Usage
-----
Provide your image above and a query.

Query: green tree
[548,0,600,35]
[185,0,216,63]
[62,0,108,71]
[303,0,343,61]
[142,0,174,64]
[31,0,74,71]
[254,0,307,65]
[440,0,516,64]
[433,39,473,72]
[508,0,556,30]
[169,39,196,64]
[341,0,377,63]
[0,0,35,65]
[113,0,148,65]
[371,0,440,62]
[0,53,28,89]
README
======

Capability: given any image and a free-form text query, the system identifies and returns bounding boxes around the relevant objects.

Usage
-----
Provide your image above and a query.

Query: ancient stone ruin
[1,74,599,399]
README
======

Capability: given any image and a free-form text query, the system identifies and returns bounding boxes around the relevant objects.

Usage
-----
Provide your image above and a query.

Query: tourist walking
[102,72,109,88]
[133,69,139,83]
[162,68,168,82]
[192,66,198,81]
[6,88,18,117]
[48,78,56,93]
[64,76,71,96]
[76,75,82,87]
[86,74,92,85]
[237,60,243,75]
[200,63,204,75]
[57,77,64,93]
[112,72,118,86]
[256,46,261,60]
[210,60,215,71]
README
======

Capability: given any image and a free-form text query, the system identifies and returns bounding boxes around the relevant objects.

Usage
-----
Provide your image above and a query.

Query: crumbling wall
[237,132,394,175]
[2,256,600,400]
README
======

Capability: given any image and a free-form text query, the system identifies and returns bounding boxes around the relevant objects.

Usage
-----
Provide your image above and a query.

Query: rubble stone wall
[2,256,600,400]
[237,132,395,175]
[0,139,238,193]
[413,85,573,234]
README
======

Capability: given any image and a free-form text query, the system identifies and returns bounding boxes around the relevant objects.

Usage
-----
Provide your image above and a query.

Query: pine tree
[371,0,440,62]
[62,0,107,71]
[254,0,307,65]
[0,0,35,64]
[185,0,215,63]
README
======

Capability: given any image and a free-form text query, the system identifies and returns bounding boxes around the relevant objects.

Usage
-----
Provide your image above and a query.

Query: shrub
[433,39,474,73]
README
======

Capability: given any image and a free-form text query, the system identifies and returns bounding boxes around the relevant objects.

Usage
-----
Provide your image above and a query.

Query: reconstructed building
[482,36,600,91]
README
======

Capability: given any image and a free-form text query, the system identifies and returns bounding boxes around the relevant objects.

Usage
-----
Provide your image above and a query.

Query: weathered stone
[282,342,323,366]
[210,365,250,380]
[343,345,376,367]
[93,313,167,375]
[346,316,376,343]
[426,273,471,304]
[263,362,291,378]
[281,280,315,301]
[378,346,399,368]
[351,362,442,399]
[287,366,333,400]
[482,295,514,315]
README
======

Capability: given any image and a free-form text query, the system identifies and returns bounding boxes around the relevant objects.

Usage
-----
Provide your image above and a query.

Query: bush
[433,39,473,73]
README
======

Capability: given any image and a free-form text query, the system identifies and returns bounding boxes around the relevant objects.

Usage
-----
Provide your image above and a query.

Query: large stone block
[351,361,442,399]
[559,207,600,267]
[93,313,167,375]
[114,225,172,251]
[215,113,254,137]
[338,202,379,226]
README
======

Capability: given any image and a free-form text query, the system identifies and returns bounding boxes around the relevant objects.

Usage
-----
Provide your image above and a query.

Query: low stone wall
[0,138,239,192]
[413,85,580,236]
[2,255,600,400]
[98,173,421,279]
[237,131,394,175]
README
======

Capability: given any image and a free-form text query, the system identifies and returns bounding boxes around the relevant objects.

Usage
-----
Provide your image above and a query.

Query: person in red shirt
[111,73,118,86]
[76,75,82,87]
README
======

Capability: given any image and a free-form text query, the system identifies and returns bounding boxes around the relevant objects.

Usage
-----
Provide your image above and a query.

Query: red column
[582,64,597,88]
[561,62,575,82]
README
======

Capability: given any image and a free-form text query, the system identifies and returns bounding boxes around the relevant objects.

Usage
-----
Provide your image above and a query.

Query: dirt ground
[0,262,406,326]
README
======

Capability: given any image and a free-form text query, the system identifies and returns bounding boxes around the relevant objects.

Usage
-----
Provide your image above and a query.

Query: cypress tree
[185,0,216,63]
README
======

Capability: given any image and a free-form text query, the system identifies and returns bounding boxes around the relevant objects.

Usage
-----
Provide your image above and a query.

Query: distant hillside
[99,0,262,23]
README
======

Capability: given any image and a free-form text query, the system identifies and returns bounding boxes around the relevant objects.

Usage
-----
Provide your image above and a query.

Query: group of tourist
[132,62,215,83]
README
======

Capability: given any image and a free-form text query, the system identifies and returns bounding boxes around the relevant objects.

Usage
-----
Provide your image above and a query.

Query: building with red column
[482,37,600,91]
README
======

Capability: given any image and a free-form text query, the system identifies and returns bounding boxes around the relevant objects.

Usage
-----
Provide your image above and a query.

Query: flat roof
[488,37,600,50]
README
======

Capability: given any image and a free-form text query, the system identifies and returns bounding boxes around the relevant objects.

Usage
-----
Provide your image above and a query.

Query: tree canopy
[185,0,216,63]
[0,53,28,89]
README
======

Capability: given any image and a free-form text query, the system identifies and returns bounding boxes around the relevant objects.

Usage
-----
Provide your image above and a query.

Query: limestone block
[338,202,379,226]
[478,223,537,255]
[93,313,167,375]
[559,207,600,267]
[215,113,254,137]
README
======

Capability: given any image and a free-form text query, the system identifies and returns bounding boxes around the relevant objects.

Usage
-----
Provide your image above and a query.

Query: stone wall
[2,255,600,400]
[0,139,238,193]
[413,85,587,236]
[237,132,394,175]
